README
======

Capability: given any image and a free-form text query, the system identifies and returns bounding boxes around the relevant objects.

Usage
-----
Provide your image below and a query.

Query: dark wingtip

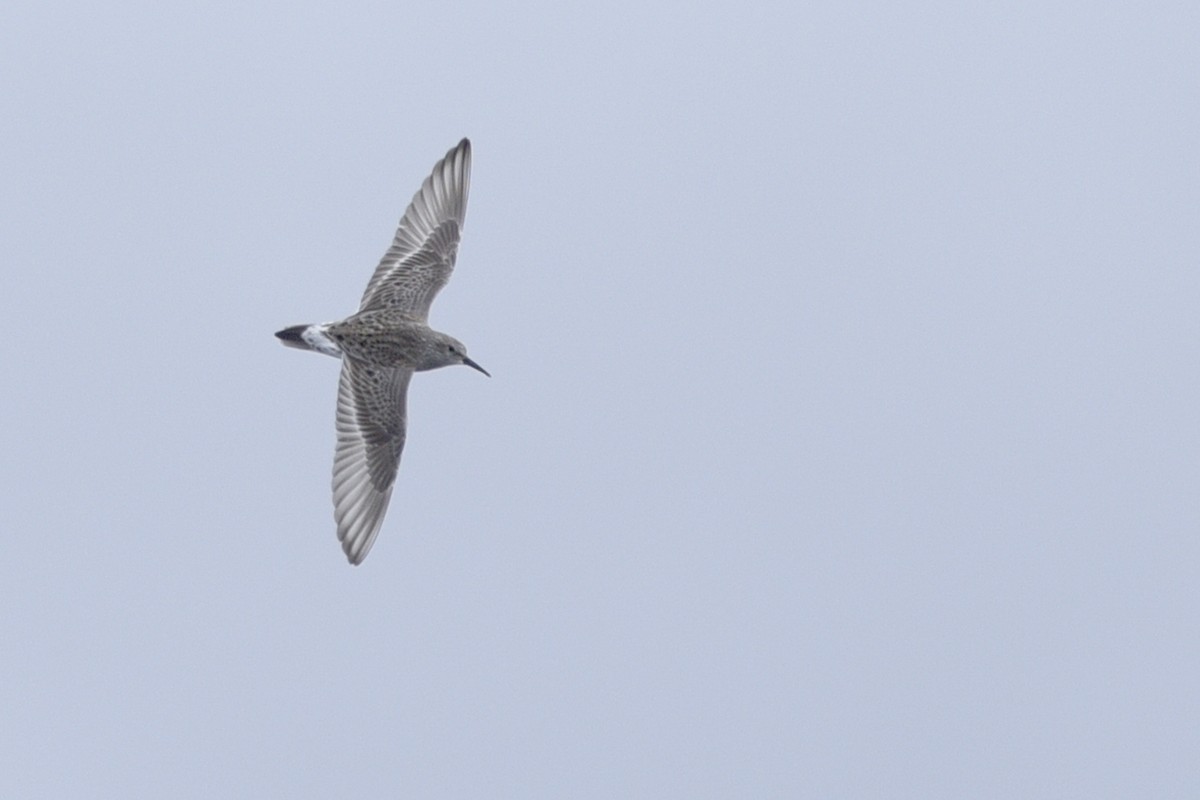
[275,325,307,345]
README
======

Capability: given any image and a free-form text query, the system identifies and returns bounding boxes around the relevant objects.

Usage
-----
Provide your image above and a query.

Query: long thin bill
[462,356,491,377]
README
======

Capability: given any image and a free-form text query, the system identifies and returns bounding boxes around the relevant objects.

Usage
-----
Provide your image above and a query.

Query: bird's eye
[448,345,457,354]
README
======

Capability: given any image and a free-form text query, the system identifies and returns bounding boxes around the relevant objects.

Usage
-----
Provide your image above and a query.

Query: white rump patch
[303,324,344,358]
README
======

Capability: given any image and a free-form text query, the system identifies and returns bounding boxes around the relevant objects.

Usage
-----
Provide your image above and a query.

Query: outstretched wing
[358,139,471,319]
[332,360,413,564]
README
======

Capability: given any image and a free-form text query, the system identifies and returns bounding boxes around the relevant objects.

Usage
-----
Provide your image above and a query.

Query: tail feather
[275,323,342,357]
[275,324,311,349]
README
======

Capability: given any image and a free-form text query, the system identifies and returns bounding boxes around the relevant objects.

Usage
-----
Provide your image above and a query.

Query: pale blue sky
[2,1,1198,797]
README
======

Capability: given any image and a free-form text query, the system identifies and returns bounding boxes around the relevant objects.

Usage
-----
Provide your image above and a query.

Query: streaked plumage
[276,139,488,565]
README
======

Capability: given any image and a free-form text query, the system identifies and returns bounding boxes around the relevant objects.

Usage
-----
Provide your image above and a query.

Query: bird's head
[417,331,490,376]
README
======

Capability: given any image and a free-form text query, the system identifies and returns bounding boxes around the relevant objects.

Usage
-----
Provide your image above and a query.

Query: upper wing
[332,360,413,565]
[358,139,471,319]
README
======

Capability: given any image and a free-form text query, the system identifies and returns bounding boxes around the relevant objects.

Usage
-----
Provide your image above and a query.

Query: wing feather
[332,360,413,564]
[358,139,471,319]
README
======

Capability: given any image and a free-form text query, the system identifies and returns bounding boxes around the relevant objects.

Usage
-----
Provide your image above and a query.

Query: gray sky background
[2,1,1197,797]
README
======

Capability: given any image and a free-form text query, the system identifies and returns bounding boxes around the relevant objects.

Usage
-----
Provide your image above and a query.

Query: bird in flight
[276,139,488,564]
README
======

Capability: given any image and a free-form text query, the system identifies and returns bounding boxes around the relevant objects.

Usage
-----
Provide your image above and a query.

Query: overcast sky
[2,1,1198,797]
